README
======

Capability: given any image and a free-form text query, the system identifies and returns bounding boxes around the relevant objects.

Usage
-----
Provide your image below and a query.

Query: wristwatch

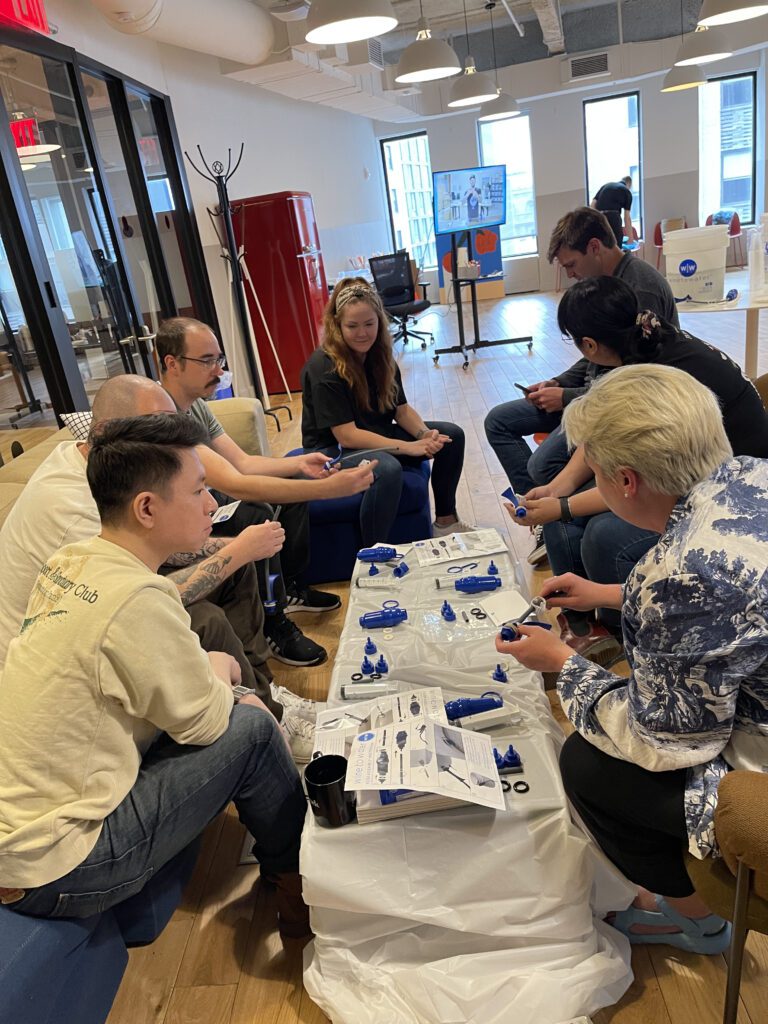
[559,496,573,523]
[232,685,257,703]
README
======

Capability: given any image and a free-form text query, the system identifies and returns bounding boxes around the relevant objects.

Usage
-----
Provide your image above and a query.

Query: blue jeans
[543,509,659,631]
[319,420,465,547]
[10,705,306,919]
[483,400,569,493]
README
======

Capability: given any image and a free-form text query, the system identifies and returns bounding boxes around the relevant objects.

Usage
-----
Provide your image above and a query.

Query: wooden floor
[105,280,768,1024]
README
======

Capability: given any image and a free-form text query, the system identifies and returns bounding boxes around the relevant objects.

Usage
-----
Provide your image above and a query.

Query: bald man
[0,377,308,738]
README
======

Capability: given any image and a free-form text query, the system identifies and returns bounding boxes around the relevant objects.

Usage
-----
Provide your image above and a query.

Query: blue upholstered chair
[0,840,200,1024]
[288,448,433,583]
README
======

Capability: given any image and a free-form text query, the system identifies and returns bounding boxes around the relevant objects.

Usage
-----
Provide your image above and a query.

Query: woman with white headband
[301,277,471,545]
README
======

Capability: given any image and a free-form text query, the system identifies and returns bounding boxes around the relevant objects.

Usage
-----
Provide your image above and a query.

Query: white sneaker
[281,712,315,764]
[432,519,475,538]
[271,683,324,722]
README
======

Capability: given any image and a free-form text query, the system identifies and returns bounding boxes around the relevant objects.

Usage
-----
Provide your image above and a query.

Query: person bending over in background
[301,278,470,545]
[484,207,677,565]
[156,317,375,668]
[591,174,633,247]
[506,275,768,662]
[497,364,768,956]
[0,415,309,941]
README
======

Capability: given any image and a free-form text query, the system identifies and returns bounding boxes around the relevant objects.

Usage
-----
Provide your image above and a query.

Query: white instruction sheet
[311,688,448,759]
[345,716,506,811]
[411,528,508,567]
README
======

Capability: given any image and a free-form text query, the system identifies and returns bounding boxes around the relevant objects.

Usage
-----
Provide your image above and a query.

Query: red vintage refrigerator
[232,191,328,396]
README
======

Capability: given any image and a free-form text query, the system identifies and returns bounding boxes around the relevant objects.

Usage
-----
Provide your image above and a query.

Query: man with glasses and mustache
[156,318,375,668]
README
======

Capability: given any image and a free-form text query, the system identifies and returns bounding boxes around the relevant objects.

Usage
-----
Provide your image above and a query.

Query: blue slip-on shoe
[610,895,731,955]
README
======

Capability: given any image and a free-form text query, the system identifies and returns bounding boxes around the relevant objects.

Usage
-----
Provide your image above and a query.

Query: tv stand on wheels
[433,232,532,371]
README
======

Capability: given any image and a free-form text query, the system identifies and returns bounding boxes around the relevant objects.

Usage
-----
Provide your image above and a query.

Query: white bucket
[663,225,729,302]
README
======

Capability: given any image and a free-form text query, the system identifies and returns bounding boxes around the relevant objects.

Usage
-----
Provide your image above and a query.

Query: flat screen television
[432,164,507,236]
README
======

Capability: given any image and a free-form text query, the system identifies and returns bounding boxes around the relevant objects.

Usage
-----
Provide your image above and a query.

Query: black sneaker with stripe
[284,583,341,614]
[265,614,327,667]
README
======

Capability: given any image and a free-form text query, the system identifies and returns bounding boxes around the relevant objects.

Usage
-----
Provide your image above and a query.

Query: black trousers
[209,494,310,607]
[600,209,624,246]
[559,731,694,897]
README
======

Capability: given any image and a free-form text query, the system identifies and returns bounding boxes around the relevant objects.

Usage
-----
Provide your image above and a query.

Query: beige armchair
[685,771,768,1024]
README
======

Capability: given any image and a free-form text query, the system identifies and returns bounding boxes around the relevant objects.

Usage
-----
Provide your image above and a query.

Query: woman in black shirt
[301,278,469,545]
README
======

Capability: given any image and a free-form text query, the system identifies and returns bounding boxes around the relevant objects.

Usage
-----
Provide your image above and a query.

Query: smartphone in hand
[514,383,531,395]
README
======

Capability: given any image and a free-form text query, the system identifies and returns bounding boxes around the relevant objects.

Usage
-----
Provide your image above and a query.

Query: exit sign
[0,0,49,35]
[10,116,39,148]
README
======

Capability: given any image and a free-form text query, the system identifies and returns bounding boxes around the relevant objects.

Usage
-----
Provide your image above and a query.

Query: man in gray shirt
[484,208,679,534]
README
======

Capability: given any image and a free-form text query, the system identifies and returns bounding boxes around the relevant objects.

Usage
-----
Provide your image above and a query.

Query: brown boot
[262,870,313,943]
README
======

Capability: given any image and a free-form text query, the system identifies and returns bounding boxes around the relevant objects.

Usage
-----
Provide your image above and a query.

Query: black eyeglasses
[180,354,227,369]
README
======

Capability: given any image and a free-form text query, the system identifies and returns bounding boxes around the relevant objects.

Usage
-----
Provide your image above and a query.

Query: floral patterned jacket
[558,457,768,857]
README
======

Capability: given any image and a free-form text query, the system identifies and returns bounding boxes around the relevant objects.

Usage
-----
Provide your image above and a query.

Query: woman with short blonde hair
[497,363,768,957]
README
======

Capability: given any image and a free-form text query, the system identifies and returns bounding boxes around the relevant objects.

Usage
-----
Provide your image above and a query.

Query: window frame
[379,130,436,270]
[476,113,539,258]
[582,90,643,239]
[699,70,757,227]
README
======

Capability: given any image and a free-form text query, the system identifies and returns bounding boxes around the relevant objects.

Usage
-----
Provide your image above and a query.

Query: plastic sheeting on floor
[302,541,635,1024]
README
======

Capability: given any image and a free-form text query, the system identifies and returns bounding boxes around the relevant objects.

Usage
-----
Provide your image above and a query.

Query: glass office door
[0,227,52,424]
[0,43,141,404]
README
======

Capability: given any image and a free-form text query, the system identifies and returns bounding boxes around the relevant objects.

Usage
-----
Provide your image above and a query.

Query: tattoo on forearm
[169,553,234,606]
[162,538,230,568]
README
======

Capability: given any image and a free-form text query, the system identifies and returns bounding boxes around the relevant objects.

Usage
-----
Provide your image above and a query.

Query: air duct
[89,0,275,66]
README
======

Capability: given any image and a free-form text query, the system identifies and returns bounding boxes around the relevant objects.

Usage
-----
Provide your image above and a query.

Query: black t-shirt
[594,181,632,213]
[301,348,408,450]
[645,330,768,458]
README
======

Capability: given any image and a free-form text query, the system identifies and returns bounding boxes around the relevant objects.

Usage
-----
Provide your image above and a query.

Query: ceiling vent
[337,38,385,72]
[560,51,611,83]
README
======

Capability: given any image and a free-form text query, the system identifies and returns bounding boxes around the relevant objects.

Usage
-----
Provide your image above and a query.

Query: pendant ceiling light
[395,0,461,83]
[448,0,498,108]
[674,26,733,65]
[305,0,398,45]
[662,2,706,91]
[699,0,768,26]
[477,2,520,121]
[660,63,705,92]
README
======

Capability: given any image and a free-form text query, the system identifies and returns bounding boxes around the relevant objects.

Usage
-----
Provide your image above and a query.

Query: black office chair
[368,252,433,350]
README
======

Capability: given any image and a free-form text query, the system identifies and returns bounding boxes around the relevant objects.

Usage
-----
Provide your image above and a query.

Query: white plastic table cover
[302,540,635,1024]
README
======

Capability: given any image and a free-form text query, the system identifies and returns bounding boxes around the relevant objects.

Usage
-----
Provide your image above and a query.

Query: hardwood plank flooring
[106,280,767,1024]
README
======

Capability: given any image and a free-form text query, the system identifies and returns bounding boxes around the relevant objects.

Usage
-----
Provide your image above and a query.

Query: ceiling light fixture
[478,2,521,122]
[662,1,707,91]
[699,0,768,26]
[661,63,706,91]
[674,26,733,65]
[395,0,461,83]
[305,0,398,45]
[448,0,498,108]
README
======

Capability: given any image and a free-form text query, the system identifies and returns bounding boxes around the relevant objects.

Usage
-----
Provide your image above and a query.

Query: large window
[583,92,642,237]
[380,132,436,271]
[477,114,537,257]
[699,73,756,226]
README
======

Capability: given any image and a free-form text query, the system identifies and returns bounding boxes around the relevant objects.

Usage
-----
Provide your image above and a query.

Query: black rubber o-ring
[370,673,382,680]
[512,780,530,794]
[350,672,364,681]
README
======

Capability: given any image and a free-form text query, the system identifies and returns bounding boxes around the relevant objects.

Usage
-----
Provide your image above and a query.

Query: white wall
[47,0,391,346]
[41,0,768,315]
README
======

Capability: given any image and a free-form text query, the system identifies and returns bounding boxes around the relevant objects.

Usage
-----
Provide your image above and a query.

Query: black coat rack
[184,144,290,428]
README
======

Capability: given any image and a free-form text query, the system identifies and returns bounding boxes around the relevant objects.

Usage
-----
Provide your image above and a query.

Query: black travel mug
[304,754,357,828]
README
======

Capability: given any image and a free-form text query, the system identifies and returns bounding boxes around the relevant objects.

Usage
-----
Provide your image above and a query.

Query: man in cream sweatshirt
[0,414,308,939]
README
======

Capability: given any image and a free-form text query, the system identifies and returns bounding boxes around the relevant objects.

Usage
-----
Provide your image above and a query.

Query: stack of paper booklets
[312,688,505,823]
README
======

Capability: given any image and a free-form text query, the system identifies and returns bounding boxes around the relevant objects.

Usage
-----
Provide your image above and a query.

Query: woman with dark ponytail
[556,276,767,450]
[505,275,768,661]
